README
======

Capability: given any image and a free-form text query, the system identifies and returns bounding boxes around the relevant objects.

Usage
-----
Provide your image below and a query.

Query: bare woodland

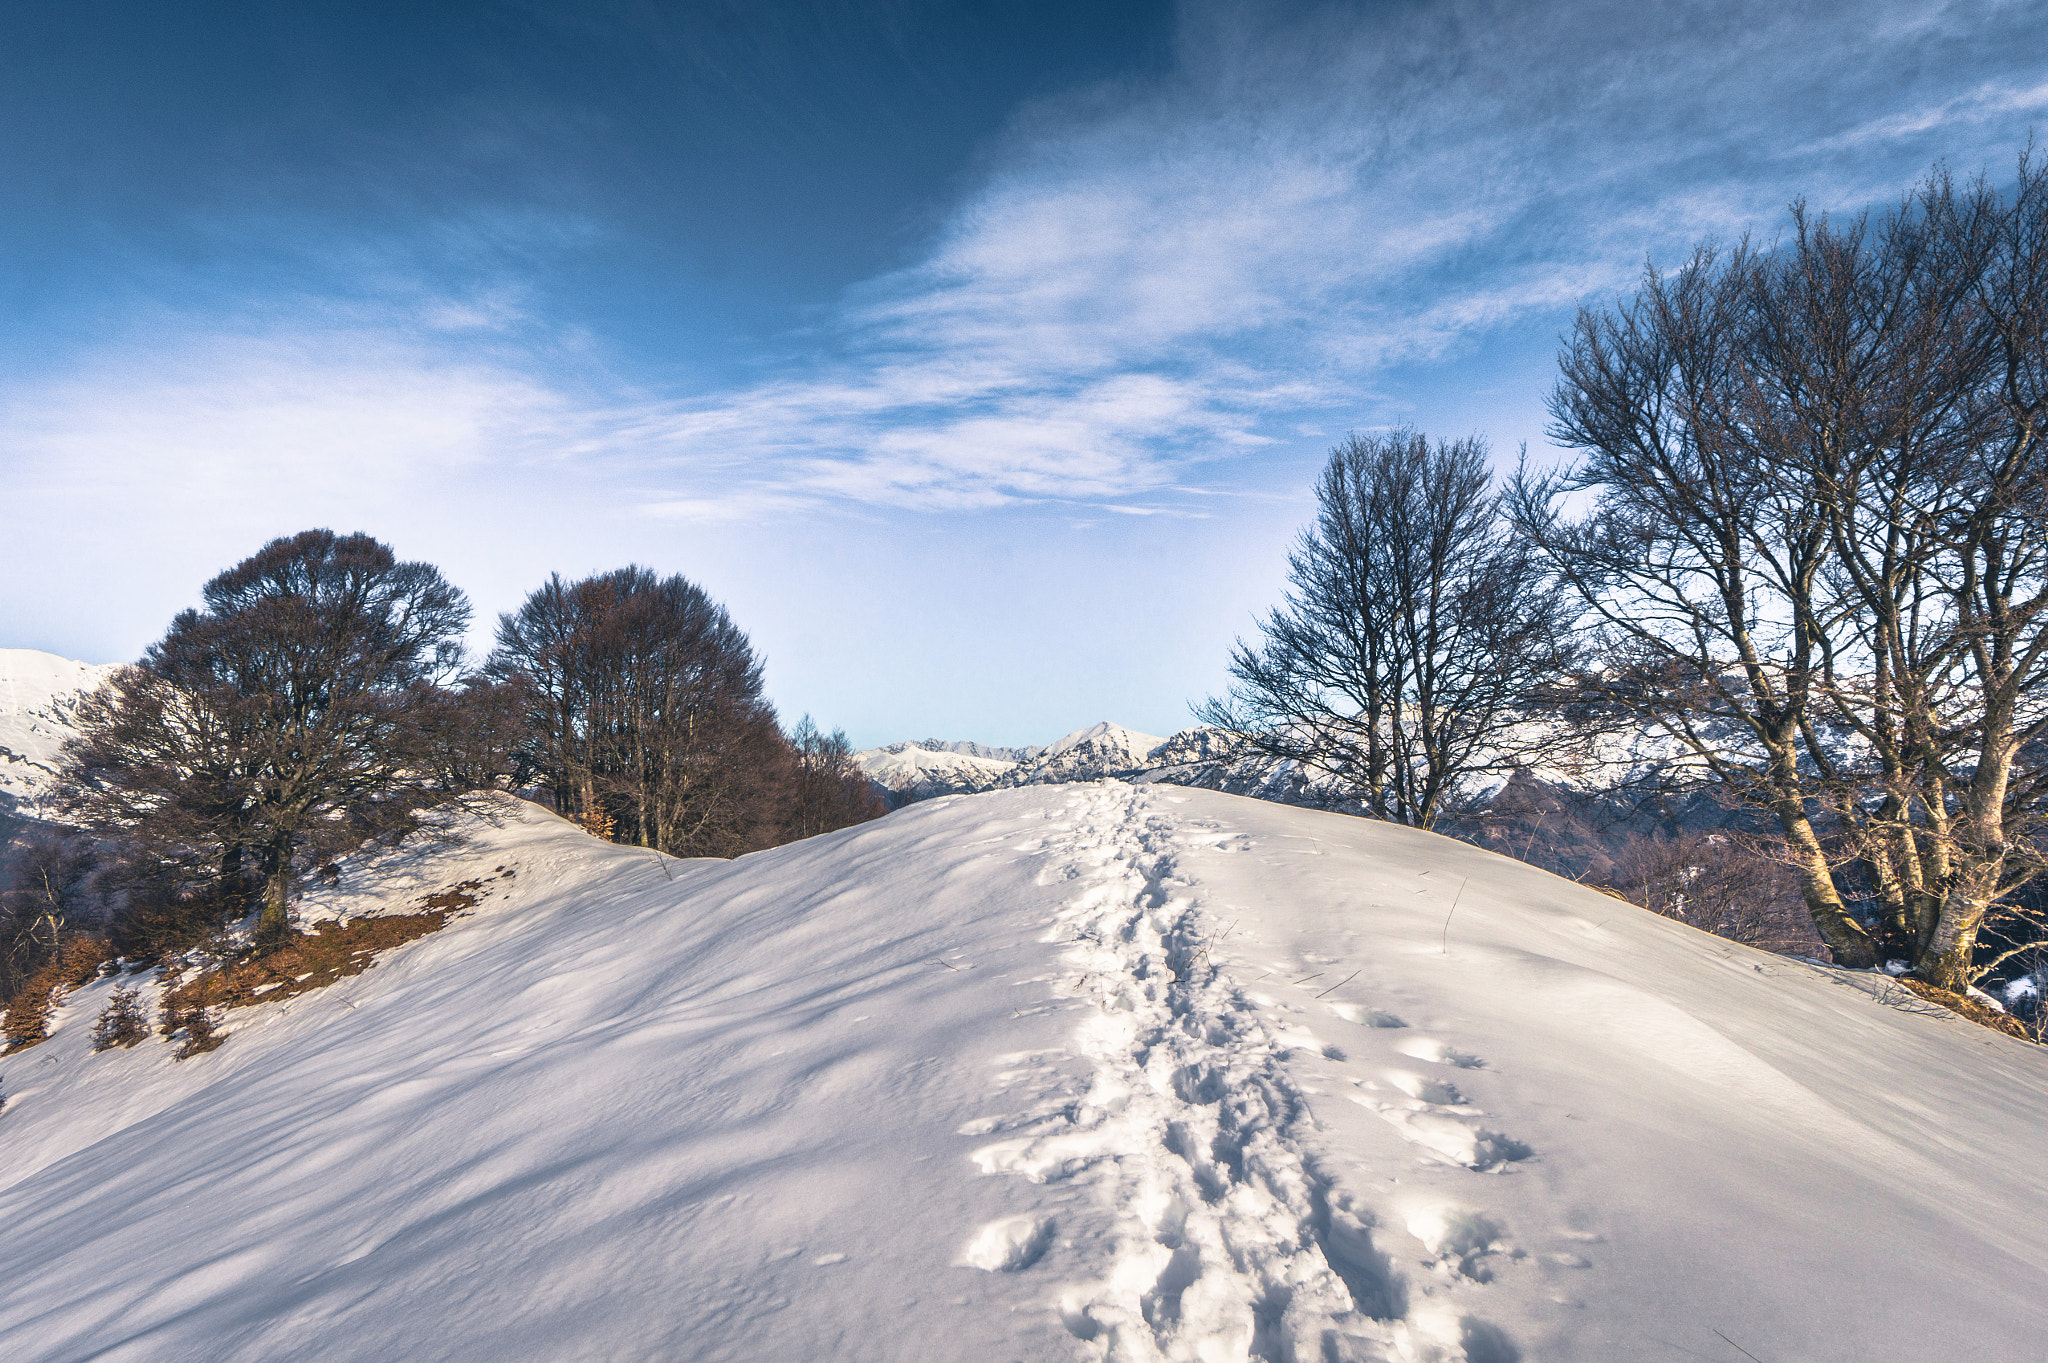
[3,542,879,1007]
[1200,155,2048,1006]
[7,152,2048,1029]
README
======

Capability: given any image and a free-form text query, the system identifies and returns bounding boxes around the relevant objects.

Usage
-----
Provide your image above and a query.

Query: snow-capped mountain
[857,720,1335,811]
[888,738,1044,763]
[4,786,2041,1360]
[853,743,1021,803]
[858,721,1180,805]
[1011,721,1166,784]
[0,648,118,821]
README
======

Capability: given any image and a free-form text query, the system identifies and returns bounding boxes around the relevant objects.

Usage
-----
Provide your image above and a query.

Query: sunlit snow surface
[0,648,117,819]
[2,786,2044,1362]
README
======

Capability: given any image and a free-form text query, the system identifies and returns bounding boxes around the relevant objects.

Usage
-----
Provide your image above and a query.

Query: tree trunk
[1759,717,1883,968]
[257,829,296,948]
[1919,864,1996,993]
[1774,801,1881,967]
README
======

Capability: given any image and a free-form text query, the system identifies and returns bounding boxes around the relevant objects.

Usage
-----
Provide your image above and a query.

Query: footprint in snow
[1328,1002,1406,1028]
[1366,1103,1532,1171]
[963,1216,1055,1272]
[1404,1204,1516,1281]
[1385,1069,1464,1105]
[1396,1036,1485,1068]
[1367,1064,1532,1171]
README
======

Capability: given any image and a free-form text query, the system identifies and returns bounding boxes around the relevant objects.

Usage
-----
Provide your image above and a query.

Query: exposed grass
[155,875,500,1059]
[1896,977,2035,1042]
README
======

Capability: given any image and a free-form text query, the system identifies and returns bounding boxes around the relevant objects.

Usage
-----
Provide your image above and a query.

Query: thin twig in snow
[1312,970,1359,999]
[1440,877,1469,955]
[1194,918,1238,972]
[1712,1329,1766,1363]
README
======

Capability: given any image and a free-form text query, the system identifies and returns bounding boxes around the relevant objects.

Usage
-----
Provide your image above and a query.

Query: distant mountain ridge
[854,720,1323,809]
[870,738,1044,763]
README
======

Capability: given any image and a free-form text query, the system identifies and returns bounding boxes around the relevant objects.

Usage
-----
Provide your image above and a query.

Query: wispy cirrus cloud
[1815,79,2048,152]
[598,0,2048,514]
[9,0,2048,532]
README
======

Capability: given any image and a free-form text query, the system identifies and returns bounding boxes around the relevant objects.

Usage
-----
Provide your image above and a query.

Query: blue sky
[4,0,2046,746]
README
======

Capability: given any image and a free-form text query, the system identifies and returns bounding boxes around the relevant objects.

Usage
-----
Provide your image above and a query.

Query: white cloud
[1815,79,2048,152]
[590,0,2048,513]
[8,0,2047,532]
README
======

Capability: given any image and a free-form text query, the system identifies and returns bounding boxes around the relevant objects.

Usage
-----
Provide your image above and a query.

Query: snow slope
[0,649,118,819]
[2,785,2044,1362]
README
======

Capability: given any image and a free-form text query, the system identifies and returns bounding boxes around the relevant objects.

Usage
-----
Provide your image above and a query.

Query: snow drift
[2,784,2043,1362]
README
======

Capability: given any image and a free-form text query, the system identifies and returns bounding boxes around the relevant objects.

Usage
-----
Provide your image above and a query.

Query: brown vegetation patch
[148,871,509,1060]
[1895,977,2035,1041]
[157,900,473,1059]
[162,911,451,1015]
[2,935,112,1053]
[417,879,486,912]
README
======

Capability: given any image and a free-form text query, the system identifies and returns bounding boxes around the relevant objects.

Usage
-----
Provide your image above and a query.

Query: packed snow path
[974,785,1377,1361]
[3,785,2045,1362]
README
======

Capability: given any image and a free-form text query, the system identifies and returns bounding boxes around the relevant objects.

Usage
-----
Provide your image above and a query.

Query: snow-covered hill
[0,648,118,821]
[3,785,2043,1361]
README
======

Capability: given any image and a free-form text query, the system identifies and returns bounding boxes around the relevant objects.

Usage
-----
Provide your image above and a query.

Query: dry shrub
[1598,831,1822,956]
[0,971,57,1051]
[54,935,110,988]
[157,988,222,1059]
[2,934,110,1053]
[90,986,150,1051]
[1895,977,2035,1041]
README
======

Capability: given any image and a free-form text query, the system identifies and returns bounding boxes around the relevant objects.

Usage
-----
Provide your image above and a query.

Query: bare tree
[59,530,471,947]
[0,833,101,1004]
[1510,235,1881,961]
[1597,830,1819,956]
[780,716,887,842]
[1517,153,2048,989]
[489,568,787,857]
[1201,430,1575,829]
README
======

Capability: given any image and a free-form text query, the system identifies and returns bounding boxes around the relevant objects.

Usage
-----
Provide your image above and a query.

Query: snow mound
[2,785,2044,1361]
[0,648,118,820]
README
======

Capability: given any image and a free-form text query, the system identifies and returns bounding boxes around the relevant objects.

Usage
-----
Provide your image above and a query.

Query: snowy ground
[2,784,2043,1362]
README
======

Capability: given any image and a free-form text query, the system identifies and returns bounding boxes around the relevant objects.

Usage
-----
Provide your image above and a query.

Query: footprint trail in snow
[963,782,1527,1363]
